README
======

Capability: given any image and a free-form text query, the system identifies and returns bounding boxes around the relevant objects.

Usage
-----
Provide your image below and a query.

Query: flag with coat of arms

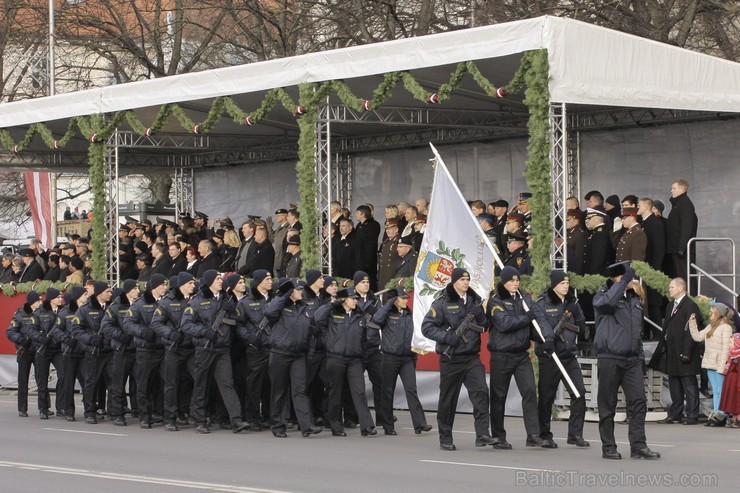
[411,144,499,352]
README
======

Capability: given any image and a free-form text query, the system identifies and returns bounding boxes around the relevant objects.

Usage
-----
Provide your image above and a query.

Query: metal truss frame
[174,163,194,219]
[549,103,568,271]
[105,131,120,285]
[317,105,333,274]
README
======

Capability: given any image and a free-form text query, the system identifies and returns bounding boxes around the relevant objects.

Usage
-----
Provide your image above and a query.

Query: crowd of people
[4,177,739,458]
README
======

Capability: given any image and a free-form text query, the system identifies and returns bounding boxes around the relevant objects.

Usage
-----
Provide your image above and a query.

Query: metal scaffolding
[174,162,194,219]
[105,131,120,285]
[549,103,568,271]
[317,105,333,274]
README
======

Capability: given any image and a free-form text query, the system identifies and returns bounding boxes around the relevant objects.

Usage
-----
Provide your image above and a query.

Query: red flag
[24,172,52,248]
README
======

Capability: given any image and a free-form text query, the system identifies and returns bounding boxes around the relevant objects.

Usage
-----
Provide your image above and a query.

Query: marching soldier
[6,291,43,417]
[123,274,168,428]
[421,268,495,451]
[181,270,250,434]
[152,272,198,431]
[535,270,589,448]
[71,281,114,424]
[263,278,323,438]
[372,287,431,436]
[487,266,551,449]
[30,287,66,418]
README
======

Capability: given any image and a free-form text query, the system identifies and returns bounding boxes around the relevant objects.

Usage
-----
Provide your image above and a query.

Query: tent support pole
[105,130,120,285]
[317,103,333,274]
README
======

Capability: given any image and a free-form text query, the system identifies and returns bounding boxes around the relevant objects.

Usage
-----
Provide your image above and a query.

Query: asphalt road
[0,391,736,493]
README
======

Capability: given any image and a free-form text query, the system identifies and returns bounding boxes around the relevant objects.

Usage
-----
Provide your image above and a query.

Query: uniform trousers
[135,348,164,422]
[190,348,243,426]
[326,355,374,433]
[380,354,426,431]
[163,346,195,423]
[364,347,383,424]
[597,357,647,452]
[109,349,137,418]
[490,351,540,441]
[15,350,35,414]
[244,347,270,424]
[537,355,586,439]
[35,350,63,413]
[667,374,699,420]
[306,349,328,421]
[83,351,114,418]
[268,352,313,432]
[437,354,490,445]
[62,354,85,417]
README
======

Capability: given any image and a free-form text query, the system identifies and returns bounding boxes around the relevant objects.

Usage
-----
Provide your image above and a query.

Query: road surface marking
[43,428,128,437]
[420,459,559,472]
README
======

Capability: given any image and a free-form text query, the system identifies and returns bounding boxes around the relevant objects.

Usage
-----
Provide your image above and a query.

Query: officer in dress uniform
[502,230,532,275]
[614,207,647,262]
[378,219,401,290]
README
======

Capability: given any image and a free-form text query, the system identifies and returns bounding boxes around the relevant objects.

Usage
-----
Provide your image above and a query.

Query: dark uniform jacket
[6,305,35,355]
[43,266,61,282]
[503,246,532,275]
[566,224,587,275]
[100,295,135,352]
[649,296,703,376]
[30,303,63,354]
[235,287,273,349]
[487,283,551,353]
[284,252,302,278]
[592,278,644,360]
[51,304,84,357]
[584,224,614,276]
[357,292,380,352]
[372,301,414,357]
[395,251,418,278]
[0,265,18,283]
[534,288,586,360]
[263,294,314,356]
[303,288,325,354]
[181,288,237,351]
[314,302,367,359]
[666,192,698,255]
[614,224,647,262]
[122,291,163,349]
[152,288,193,350]
[167,254,188,277]
[72,297,112,354]
[152,255,171,278]
[421,283,487,357]
[355,217,381,277]
[493,213,508,253]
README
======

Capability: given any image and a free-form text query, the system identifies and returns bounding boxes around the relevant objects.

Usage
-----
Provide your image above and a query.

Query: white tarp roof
[1,16,738,128]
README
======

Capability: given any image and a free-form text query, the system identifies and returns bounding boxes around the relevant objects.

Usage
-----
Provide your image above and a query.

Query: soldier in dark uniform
[100,280,140,426]
[566,209,587,275]
[535,271,589,448]
[152,272,198,431]
[421,268,495,451]
[51,287,87,421]
[123,274,168,428]
[487,267,551,449]
[194,211,209,240]
[353,271,382,427]
[584,207,615,275]
[502,230,531,275]
[284,235,302,278]
[517,193,532,225]
[6,291,43,417]
[181,270,250,434]
[313,287,377,437]
[477,213,499,251]
[614,207,647,262]
[263,279,323,438]
[71,281,114,424]
[491,200,509,254]
[30,287,66,418]
[593,262,660,460]
[378,220,401,290]
[373,287,431,436]
[303,270,328,425]
[236,269,273,429]
[395,236,418,278]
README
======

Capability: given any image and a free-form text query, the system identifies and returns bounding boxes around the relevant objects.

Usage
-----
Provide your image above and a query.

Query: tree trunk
[146,173,172,203]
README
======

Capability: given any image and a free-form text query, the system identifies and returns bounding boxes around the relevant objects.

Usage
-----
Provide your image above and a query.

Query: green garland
[521,50,552,294]
[296,84,320,272]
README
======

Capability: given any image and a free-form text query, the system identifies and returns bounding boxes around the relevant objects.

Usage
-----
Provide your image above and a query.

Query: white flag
[411,144,498,352]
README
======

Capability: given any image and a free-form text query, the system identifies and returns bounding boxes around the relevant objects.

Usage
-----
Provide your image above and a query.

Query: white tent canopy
[1,15,739,130]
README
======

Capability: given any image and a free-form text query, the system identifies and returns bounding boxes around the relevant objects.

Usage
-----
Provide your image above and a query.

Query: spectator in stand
[566,209,586,275]
[63,206,72,220]
[604,195,621,232]
[415,198,429,217]
[688,304,733,427]
[584,190,604,209]
[401,206,418,238]
[378,220,401,290]
[19,249,44,283]
[43,255,61,282]
[395,237,418,279]
[355,205,381,290]
[0,253,18,283]
[332,217,361,279]
[470,200,486,217]
[639,197,667,335]
[491,200,509,253]
[613,208,647,262]
[666,179,698,283]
